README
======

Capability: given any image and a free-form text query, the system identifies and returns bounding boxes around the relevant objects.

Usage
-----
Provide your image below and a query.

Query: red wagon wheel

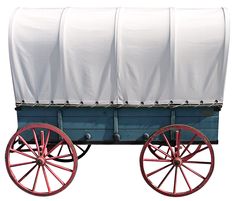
[5,123,78,196]
[140,124,214,197]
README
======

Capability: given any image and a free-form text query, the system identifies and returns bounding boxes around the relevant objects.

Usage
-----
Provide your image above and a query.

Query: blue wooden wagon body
[17,105,220,144]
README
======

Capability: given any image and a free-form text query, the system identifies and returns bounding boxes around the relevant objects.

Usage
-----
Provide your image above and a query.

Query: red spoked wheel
[140,124,214,197]
[5,123,78,196]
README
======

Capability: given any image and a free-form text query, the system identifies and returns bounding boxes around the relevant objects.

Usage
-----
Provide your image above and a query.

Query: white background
[0,0,234,200]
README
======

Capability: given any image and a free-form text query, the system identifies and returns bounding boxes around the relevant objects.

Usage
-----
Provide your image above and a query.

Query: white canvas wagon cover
[9,8,229,105]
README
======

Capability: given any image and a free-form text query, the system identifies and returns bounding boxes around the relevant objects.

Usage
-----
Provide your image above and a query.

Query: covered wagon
[6,7,229,196]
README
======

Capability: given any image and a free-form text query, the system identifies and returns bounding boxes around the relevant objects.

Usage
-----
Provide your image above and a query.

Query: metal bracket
[57,110,63,131]
[113,109,120,142]
[170,109,176,125]
[170,109,176,145]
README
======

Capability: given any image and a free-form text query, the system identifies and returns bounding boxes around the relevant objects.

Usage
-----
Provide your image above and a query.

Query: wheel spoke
[149,145,165,159]
[43,130,50,155]
[149,144,172,159]
[10,161,36,167]
[180,134,197,157]
[173,166,178,194]
[16,144,25,151]
[46,161,73,172]
[158,165,174,188]
[151,145,162,152]
[18,136,38,157]
[46,154,72,161]
[57,144,64,156]
[182,164,205,179]
[45,164,65,185]
[18,164,37,183]
[67,144,73,158]
[144,158,171,162]
[12,138,19,148]
[182,146,208,161]
[32,129,40,155]
[19,148,38,153]
[162,133,174,156]
[46,140,64,157]
[179,166,192,191]
[147,163,172,177]
[32,166,40,191]
[42,166,51,192]
[184,161,211,165]
[41,131,45,147]
[164,148,170,159]
[45,130,50,147]
[10,148,36,160]
[182,144,191,154]
[75,144,85,152]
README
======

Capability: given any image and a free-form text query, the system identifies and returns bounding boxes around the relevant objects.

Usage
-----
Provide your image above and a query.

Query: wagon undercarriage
[5,105,218,196]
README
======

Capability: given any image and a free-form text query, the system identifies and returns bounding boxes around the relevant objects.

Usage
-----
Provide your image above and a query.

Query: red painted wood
[140,124,214,197]
[5,123,78,196]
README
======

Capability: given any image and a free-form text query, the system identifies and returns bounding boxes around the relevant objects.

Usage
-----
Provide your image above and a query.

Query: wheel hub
[36,157,46,166]
[173,157,182,167]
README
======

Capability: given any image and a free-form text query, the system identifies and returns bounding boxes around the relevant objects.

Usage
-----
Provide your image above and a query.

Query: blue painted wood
[17,106,219,144]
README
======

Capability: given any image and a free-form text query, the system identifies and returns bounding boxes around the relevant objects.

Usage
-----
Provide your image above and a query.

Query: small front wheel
[5,123,78,196]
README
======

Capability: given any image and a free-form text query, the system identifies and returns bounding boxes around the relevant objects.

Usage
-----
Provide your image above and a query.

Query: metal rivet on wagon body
[85,133,92,140]
[143,133,149,140]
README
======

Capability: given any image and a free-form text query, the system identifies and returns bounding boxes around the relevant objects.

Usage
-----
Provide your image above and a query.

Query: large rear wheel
[140,124,214,197]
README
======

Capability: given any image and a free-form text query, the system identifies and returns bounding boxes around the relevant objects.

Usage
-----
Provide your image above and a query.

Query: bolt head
[36,157,45,166]
[173,157,182,167]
